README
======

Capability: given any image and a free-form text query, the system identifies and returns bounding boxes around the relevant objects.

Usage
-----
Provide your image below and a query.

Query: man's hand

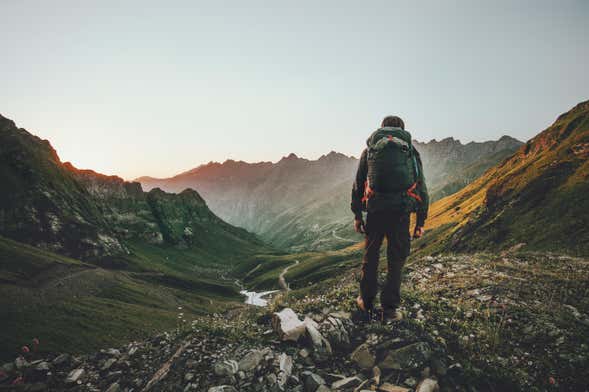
[413,226,424,238]
[354,218,365,234]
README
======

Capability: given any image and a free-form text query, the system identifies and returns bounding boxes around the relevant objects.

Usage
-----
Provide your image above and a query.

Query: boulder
[351,343,375,369]
[379,342,432,370]
[272,308,307,341]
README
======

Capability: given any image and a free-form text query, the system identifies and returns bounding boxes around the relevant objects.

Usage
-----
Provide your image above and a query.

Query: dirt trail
[278,260,299,291]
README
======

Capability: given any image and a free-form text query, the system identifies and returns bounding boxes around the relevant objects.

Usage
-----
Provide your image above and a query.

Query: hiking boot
[352,295,375,324]
[352,308,376,323]
[379,307,403,323]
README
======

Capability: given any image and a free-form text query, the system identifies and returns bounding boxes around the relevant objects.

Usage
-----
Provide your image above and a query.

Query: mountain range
[138,135,523,251]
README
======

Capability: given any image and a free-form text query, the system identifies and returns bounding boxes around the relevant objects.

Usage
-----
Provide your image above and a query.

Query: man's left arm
[414,149,429,236]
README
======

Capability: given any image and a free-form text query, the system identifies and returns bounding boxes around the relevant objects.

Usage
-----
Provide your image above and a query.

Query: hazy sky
[1,1,588,179]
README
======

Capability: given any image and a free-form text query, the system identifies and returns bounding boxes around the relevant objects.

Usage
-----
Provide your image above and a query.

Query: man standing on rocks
[351,115,429,322]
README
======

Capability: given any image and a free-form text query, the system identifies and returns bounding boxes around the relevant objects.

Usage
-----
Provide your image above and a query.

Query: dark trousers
[360,210,411,310]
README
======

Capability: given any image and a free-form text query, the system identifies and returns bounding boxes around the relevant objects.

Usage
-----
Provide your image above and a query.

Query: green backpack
[363,127,422,213]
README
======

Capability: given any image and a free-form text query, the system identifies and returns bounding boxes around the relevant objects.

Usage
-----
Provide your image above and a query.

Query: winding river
[239,290,279,306]
[239,260,299,307]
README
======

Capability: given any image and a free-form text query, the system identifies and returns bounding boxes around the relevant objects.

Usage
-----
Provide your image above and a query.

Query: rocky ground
[1,252,587,391]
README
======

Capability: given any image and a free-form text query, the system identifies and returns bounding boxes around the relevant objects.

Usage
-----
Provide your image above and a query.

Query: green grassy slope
[0,235,248,361]
[419,100,589,256]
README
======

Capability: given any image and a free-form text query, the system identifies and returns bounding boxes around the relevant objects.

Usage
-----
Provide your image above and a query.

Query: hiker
[351,115,429,322]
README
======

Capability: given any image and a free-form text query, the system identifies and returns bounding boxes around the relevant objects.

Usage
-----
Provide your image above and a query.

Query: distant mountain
[421,100,589,255]
[414,135,523,201]
[0,114,267,357]
[138,138,522,251]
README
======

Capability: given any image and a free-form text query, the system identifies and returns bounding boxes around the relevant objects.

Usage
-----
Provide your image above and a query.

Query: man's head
[381,115,405,129]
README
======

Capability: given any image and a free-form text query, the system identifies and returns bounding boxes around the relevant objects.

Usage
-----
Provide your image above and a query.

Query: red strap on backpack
[361,180,374,204]
[407,182,423,203]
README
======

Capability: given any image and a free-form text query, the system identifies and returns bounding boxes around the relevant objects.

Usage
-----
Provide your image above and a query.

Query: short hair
[381,116,405,129]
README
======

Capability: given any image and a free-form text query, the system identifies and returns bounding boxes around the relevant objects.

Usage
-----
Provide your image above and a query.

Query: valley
[0,100,588,391]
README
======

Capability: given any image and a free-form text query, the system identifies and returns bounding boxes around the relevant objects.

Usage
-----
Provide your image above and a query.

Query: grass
[0,235,253,361]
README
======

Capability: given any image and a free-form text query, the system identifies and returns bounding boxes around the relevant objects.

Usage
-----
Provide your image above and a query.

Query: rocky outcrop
[0,306,457,391]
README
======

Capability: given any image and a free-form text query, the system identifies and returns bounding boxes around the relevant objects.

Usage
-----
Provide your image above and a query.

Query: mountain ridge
[137,135,523,250]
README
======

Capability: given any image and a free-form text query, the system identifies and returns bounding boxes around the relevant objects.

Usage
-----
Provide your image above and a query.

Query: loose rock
[273,308,307,341]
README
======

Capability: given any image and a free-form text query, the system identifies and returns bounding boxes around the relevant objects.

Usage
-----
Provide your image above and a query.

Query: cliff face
[0,114,262,261]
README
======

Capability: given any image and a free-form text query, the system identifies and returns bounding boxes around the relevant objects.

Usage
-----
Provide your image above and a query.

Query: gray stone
[379,383,410,392]
[238,350,263,372]
[52,353,71,366]
[101,358,117,371]
[351,343,375,369]
[416,378,439,392]
[15,357,29,370]
[208,386,238,392]
[266,373,277,385]
[278,353,293,387]
[273,308,307,341]
[105,383,120,392]
[65,368,85,384]
[214,360,239,376]
[379,342,432,370]
[331,376,362,390]
[302,371,325,392]
[185,372,195,382]
[305,323,332,362]
[404,377,417,387]
[35,361,50,372]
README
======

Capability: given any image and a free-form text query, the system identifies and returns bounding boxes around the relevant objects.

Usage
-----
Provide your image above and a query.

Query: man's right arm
[351,149,368,220]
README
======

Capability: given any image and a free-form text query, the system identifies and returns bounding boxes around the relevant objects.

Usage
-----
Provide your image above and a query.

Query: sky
[1,1,588,179]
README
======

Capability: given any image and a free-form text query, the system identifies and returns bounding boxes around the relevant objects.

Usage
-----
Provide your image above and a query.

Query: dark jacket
[351,147,429,227]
